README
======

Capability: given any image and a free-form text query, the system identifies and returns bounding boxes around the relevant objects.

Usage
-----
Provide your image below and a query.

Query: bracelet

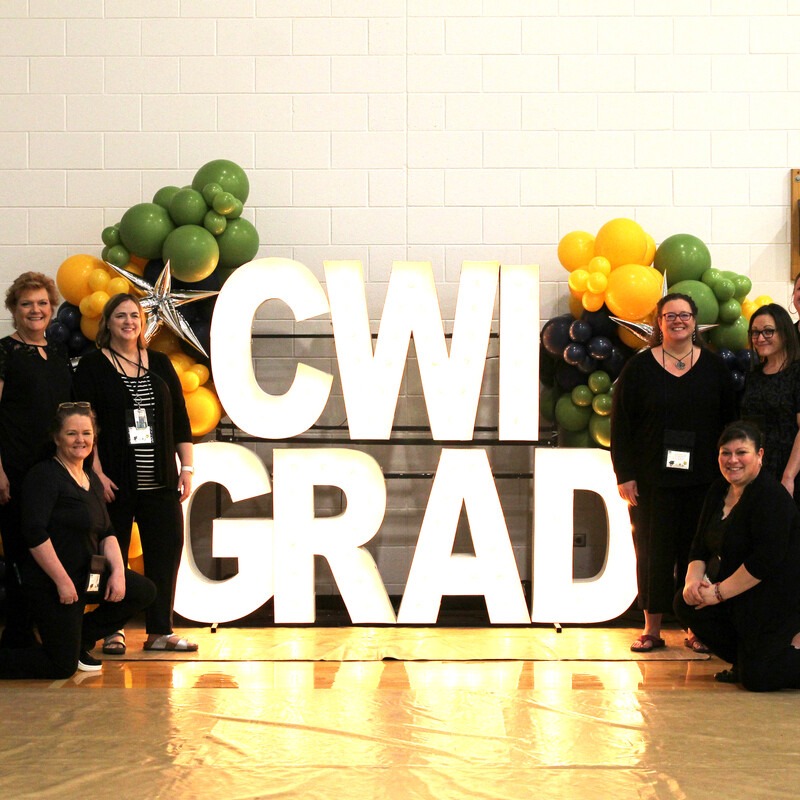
[181,466,194,474]
[713,582,724,603]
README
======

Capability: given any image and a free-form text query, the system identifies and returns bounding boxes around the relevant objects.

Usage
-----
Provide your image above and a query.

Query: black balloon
[46,321,69,344]
[57,302,82,331]
[717,347,737,370]
[555,361,585,392]
[736,349,754,372]
[581,307,617,338]
[563,342,587,366]
[144,258,165,286]
[576,356,597,375]
[587,335,613,360]
[730,369,745,391]
[569,319,592,343]
[605,347,627,379]
[541,314,573,358]
[68,331,88,355]
[539,344,557,384]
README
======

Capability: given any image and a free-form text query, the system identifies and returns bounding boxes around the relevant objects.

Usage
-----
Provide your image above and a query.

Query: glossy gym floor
[0,622,796,800]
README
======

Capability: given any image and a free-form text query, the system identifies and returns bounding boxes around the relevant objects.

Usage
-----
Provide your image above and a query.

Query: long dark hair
[95,293,148,350]
[649,292,700,347]
[748,303,800,370]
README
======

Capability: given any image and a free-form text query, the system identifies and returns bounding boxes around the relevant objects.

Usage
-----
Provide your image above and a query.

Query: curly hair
[5,271,59,313]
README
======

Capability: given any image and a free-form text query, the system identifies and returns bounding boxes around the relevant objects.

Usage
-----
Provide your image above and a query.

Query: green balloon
[701,268,721,288]
[654,234,712,284]
[106,244,130,268]
[192,159,250,204]
[668,279,719,324]
[571,385,593,408]
[732,274,752,300]
[217,266,237,286]
[561,428,593,448]
[718,298,742,324]
[555,395,591,432]
[201,182,223,206]
[591,393,613,416]
[713,278,735,303]
[119,203,175,260]
[169,188,208,227]
[709,316,749,351]
[212,191,237,216]
[101,225,121,247]
[216,218,259,270]
[203,210,227,236]
[589,414,611,448]
[153,185,181,210]
[101,245,110,262]
[587,370,611,394]
[162,224,219,283]
[540,386,558,423]
[227,197,244,220]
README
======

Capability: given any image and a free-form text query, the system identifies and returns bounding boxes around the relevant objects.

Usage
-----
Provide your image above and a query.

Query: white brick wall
[3,3,800,596]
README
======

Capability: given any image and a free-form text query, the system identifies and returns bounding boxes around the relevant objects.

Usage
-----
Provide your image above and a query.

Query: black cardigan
[690,470,800,654]
[73,349,192,495]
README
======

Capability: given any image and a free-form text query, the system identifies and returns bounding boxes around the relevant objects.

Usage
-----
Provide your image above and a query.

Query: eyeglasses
[660,312,694,323]
[58,402,92,411]
[750,328,776,341]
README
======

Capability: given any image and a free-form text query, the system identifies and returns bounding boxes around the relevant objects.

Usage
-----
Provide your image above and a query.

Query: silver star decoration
[104,260,219,357]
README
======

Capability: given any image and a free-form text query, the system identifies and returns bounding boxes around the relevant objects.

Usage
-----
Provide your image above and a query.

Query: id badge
[86,571,101,593]
[663,429,695,472]
[126,407,153,445]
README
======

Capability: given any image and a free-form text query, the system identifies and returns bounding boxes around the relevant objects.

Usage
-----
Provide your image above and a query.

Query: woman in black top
[74,294,196,653]
[675,421,800,691]
[611,293,737,653]
[0,403,154,679]
[0,272,72,648]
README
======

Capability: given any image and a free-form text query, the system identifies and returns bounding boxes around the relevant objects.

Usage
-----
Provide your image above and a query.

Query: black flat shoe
[714,666,739,684]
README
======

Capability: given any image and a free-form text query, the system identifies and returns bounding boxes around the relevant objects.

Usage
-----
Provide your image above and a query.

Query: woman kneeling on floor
[674,420,800,692]
[0,403,155,679]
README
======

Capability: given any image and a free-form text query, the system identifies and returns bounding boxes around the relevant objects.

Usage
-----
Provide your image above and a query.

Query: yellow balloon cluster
[56,253,136,341]
[559,219,661,322]
[150,330,223,438]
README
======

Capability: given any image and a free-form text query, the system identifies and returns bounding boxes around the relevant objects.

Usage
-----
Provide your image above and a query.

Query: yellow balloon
[605,263,662,321]
[586,272,608,294]
[741,298,757,321]
[127,256,147,276]
[587,256,611,276]
[128,522,143,560]
[594,218,648,269]
[568,292,583,319]
[618,322,648,349]
[128,554,145,575]
[149,329,182,355]
[107,276,130,295]
[88,268,110,292]
[642,233,656,266]
[88,290,110,316]
[80,314,100,341]
[558,231,595,272]
[568,268,590,294]
[754,295,773,308]
[79,295,99,318]
[581,291,605,312]
[189,363,210,385]
[184,385,223,438]
[171,352,195,372]
[57,254,105,305]
[180,370,201,393]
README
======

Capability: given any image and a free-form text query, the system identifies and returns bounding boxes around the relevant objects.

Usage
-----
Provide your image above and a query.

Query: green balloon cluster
[101,159,259,283]
[552,370,613,449]
[654,233,711,284]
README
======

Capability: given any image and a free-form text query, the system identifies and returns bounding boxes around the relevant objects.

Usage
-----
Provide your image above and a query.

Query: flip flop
[102,631,126,655]
[143,634,198,652]
[684,636,711,654]
[630,634,666,652]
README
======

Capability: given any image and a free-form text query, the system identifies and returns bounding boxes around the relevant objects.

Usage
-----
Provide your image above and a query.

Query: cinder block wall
[3,3,798,597]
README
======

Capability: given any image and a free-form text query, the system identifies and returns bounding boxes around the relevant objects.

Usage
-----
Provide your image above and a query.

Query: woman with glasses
[0,403,154,678]
[74,294,196,653]
[611,293,737,652]
[740,303,800,506]
[0,272,73,649]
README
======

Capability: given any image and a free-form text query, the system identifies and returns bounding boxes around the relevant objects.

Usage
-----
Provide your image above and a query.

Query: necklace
[662,347,694,370]
[15,329,47,348]
[54,456,89,490]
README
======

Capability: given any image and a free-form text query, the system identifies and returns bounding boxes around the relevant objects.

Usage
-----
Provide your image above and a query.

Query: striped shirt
[120,372,162,490]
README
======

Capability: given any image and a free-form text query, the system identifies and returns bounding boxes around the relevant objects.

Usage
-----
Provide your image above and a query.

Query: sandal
[630,634,666,652]
[684,635,711,654]
[143,634,198,652]
[102,631,126,656]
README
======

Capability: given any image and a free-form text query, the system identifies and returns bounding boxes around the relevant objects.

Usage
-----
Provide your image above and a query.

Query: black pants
[0,567,155,679]
[630,483,708,614]
[674,593,800,692]
[108,488,183,635]
[0,474,36,647]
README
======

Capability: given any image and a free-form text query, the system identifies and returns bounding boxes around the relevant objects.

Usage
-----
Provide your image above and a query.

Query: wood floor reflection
[1,625,797,800]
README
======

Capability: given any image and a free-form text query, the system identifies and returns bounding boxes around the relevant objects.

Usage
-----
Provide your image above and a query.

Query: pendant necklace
[662,347,693,371]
